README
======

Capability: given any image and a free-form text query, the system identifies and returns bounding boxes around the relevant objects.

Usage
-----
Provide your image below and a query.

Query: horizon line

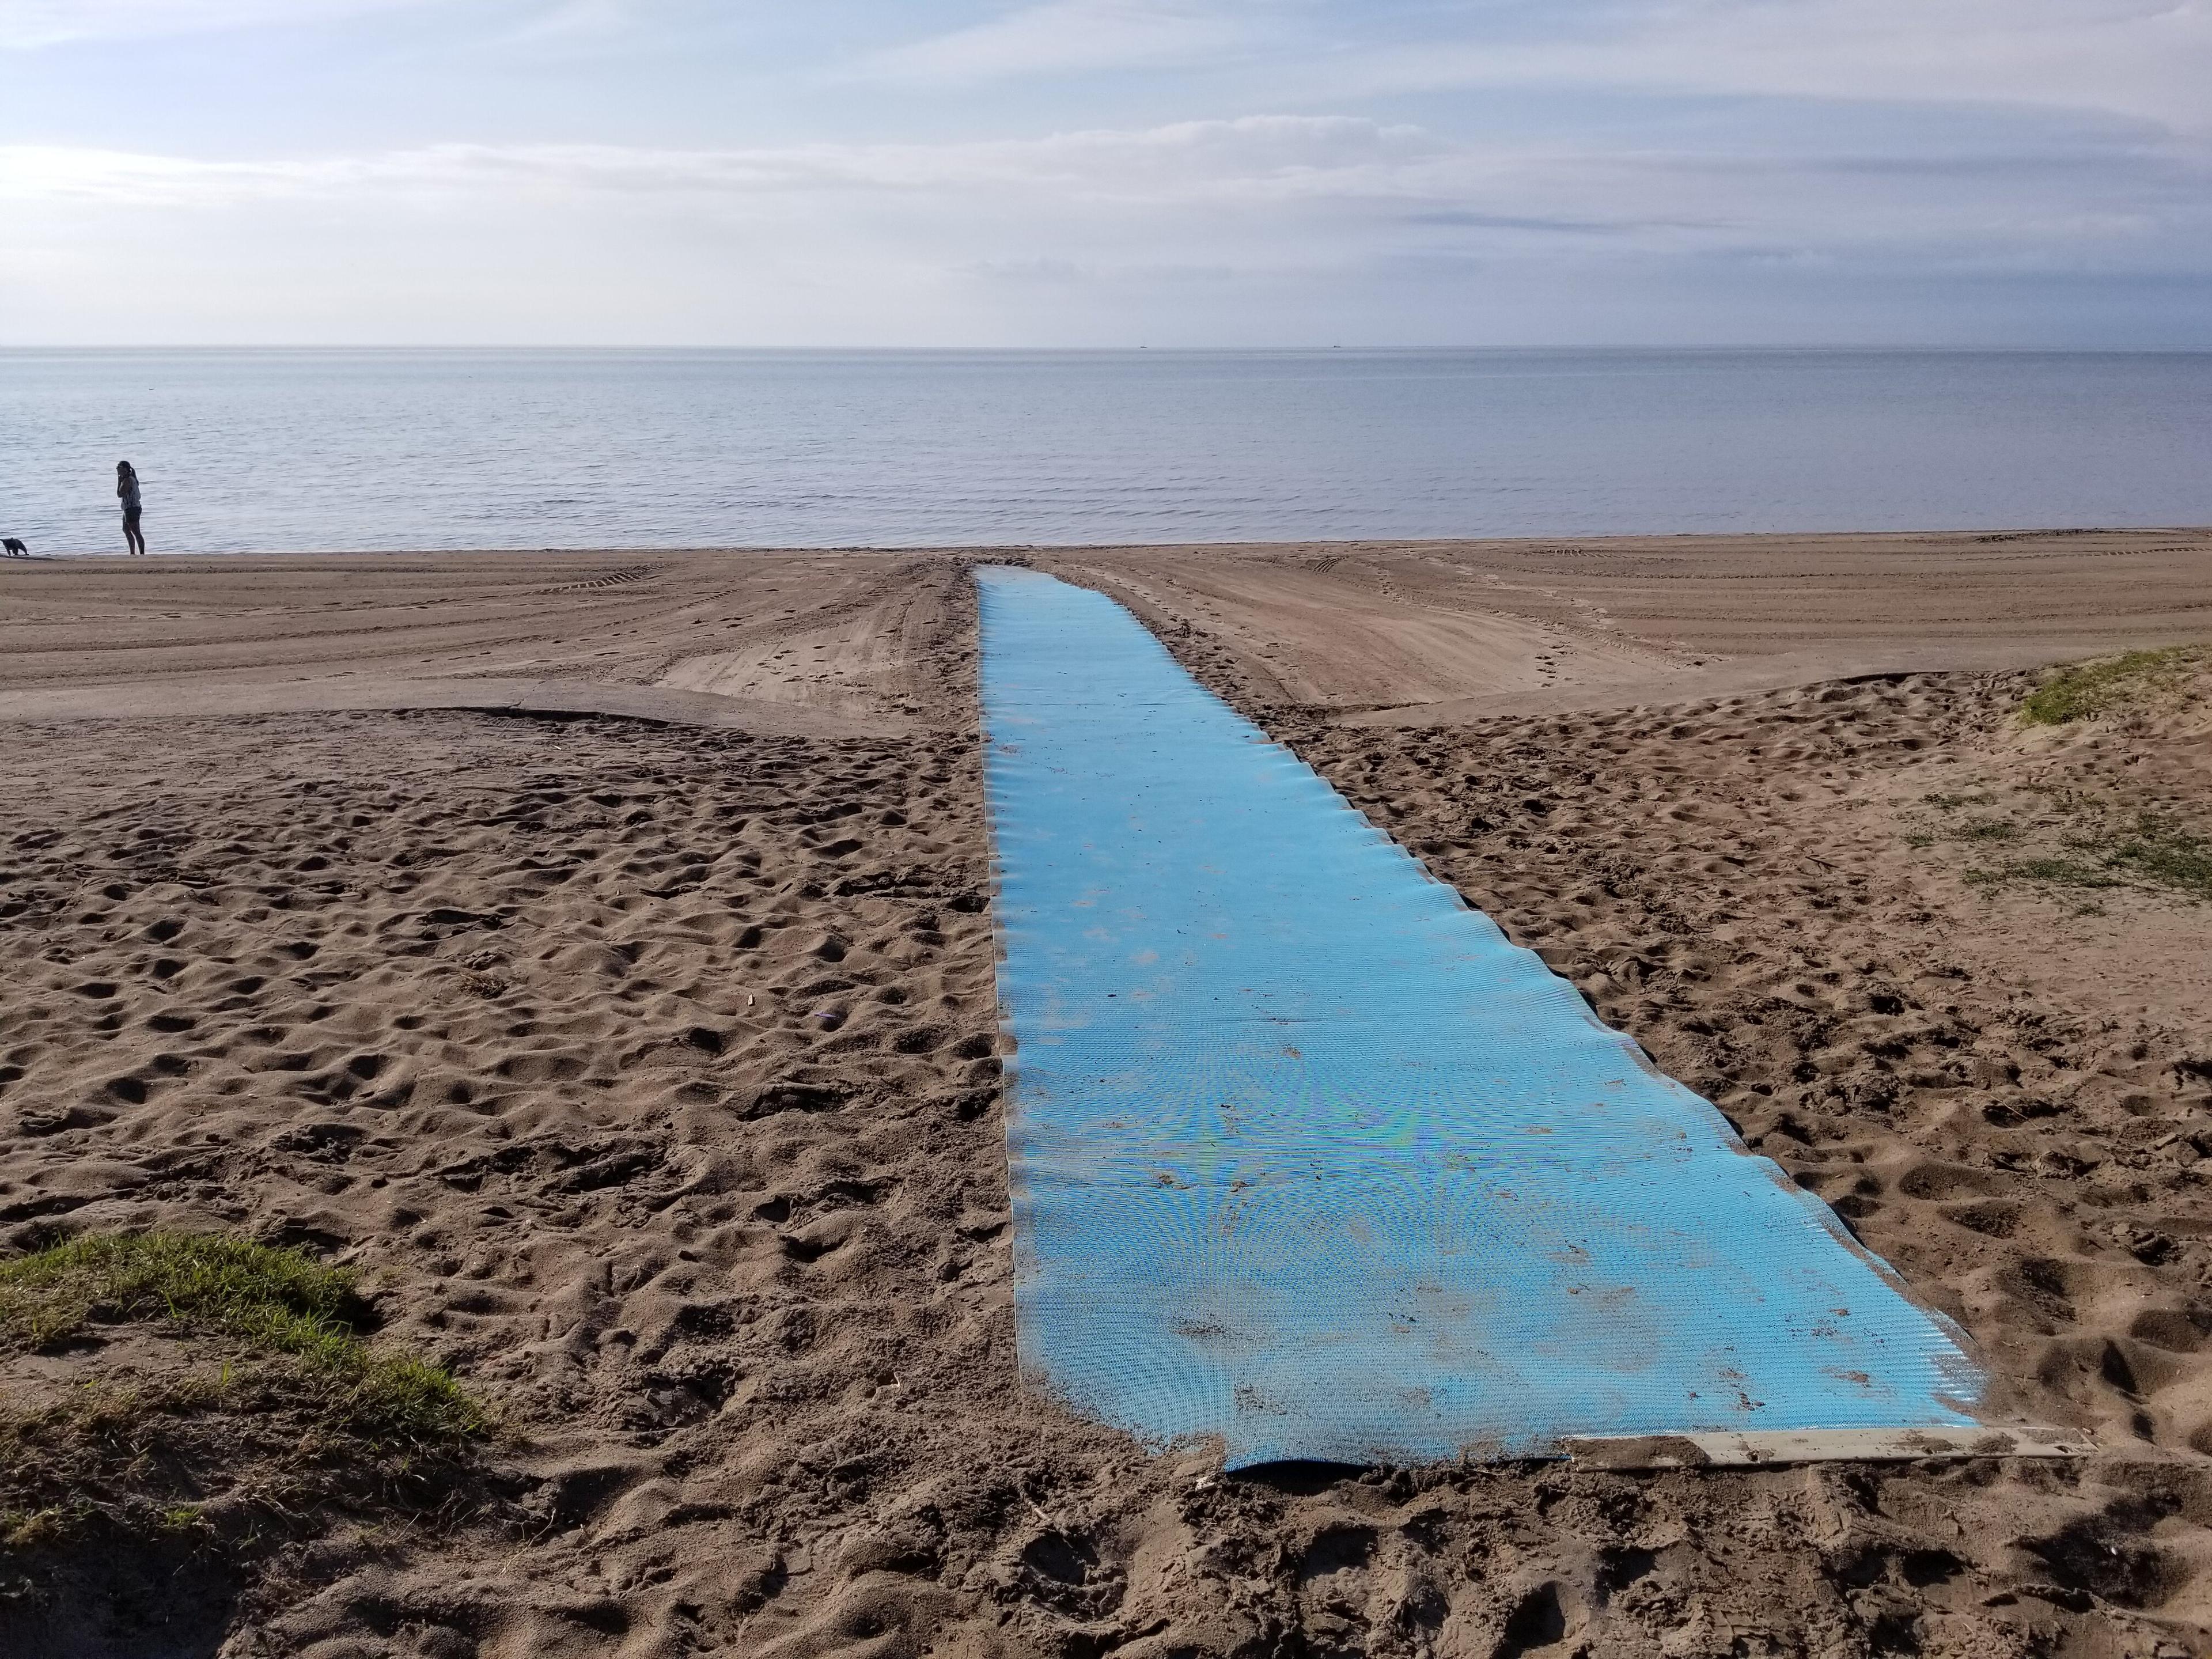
[7,342,2212,355]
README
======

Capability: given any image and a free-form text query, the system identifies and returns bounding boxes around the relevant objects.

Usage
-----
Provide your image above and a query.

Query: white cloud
[1324,0,2212,135]
[7,112,2202,273]
[0,118,1444,207]
[858,0,1268,83]
[850,0,2212,137]
[0,0,448,49]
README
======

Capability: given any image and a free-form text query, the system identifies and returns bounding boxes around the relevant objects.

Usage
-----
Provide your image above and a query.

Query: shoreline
[11,521,2211,556]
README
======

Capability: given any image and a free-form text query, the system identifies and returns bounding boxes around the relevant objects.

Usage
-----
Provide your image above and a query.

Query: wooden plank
[1563,1425,2093,1469]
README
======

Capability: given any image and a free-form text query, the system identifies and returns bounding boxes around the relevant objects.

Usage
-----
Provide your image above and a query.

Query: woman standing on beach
[117,461,146,556]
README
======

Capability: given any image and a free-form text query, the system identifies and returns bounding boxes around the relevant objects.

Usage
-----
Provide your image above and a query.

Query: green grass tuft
[2113,819,2212,899]
[0,1232,361,1353]
[2020,646,2201,726]
[1,1506,75,1549]
[0,1233,482,1444]
[1966,815,2212,904]
[157,1503,207,1536]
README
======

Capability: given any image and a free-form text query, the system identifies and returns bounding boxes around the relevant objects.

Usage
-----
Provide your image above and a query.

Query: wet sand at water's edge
[2,528,2210,1658]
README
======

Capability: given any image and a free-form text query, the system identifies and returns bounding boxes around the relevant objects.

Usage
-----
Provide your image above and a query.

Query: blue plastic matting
[976,566,1983,1469]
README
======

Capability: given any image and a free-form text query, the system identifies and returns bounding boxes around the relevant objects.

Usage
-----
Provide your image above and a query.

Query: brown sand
[1036,528,2212,724]
[2,532,2210,1658]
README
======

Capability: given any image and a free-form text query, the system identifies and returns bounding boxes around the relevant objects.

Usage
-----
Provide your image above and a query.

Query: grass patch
[0,1234,496,1647]
[1903,794,2027,851]
[0,1233,482,1444]
[2021,645,2202,726]
[1967,814,2212,904]
[1,1504,77,1550]
[2115,819,2212,897]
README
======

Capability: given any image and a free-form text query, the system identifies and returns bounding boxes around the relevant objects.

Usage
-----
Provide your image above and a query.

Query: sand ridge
[1040,527,2212,723]
[0,550,977,738]
[5,529,2207,740]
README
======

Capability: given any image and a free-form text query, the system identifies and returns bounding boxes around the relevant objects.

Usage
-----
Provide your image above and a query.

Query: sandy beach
[3,528,2211,1658]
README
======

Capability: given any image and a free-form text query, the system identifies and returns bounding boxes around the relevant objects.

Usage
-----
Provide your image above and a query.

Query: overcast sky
[3,1,2209,346]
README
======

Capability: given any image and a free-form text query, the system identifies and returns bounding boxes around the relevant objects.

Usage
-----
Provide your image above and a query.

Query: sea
[3,348,2209,554]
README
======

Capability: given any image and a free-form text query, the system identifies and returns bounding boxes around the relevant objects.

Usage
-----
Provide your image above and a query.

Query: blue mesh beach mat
[978,567,2030,1470]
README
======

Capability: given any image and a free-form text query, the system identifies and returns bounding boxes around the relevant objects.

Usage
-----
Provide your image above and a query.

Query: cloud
[0,118,1444,207]
[1403,209,1704,236]
[830,1,2212,145]
[7,0,2211,350]
[1321,0,2212,135]
[0,0,447,49]
[7,111,2203,279]
[857,0,1268,84]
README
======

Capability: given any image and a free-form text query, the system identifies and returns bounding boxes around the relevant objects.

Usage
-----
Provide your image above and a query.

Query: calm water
[2,349,2208,553]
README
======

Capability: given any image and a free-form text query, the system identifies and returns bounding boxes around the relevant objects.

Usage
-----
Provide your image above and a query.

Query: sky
[2,1,2209,346]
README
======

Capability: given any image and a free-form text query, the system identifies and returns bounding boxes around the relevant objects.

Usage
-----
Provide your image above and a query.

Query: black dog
[1,538,25,557]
